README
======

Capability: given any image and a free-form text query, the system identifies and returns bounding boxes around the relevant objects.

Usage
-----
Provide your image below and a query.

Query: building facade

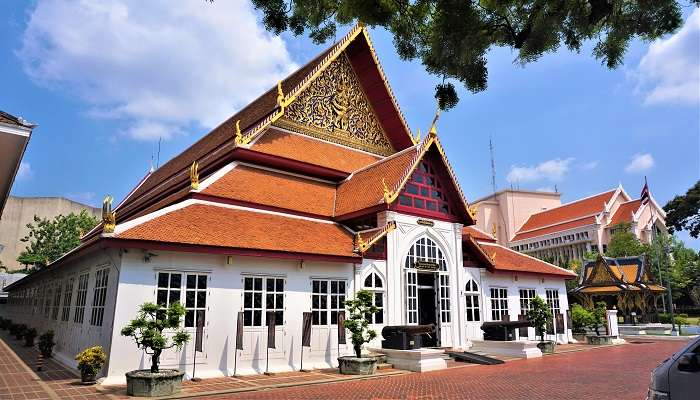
[2,25,575,384]
[474,186,667,264]
[0,196,100,270]
[0,111,34,219]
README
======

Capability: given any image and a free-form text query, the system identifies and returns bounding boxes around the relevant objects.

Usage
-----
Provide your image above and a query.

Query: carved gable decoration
[278,54,394,156]
[586,261,616,285]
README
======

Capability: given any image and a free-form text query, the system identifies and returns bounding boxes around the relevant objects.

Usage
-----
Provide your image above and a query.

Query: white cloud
[16,162,32,180]
[580,161,599,171]
[634,9,700,105]
[625,153,654,173]
[507,158,574,184]
[18,0,298,141]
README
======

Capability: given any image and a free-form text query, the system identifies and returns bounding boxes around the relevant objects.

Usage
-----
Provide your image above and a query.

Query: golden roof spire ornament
[276,81,285,110]
[382,177,395,203]
[491,222,498,238]
[234,120,249,146]
[411,128,421,145]
[468,204,478,221]
[428,108,441,136]
[189,161,199,190]
[102,195,116,234]
[354,232,367,253]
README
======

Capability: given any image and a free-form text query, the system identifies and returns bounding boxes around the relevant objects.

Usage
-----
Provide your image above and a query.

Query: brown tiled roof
[250,128,380,173]
[512,215,598,241]
[335,146,419,217]
[516,190,615,234]
[117,203,358,258]
[610,199,641,226]
[0,111,31,127]
[201,165,336,217]
[463,226,496,242]
[477,242,577,278]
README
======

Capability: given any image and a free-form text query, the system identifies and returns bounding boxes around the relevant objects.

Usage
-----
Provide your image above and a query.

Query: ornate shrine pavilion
[573,255,665,322]
[3,25,576,383]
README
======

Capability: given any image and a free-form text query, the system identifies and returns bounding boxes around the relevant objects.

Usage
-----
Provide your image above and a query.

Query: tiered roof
[574,256,665,294]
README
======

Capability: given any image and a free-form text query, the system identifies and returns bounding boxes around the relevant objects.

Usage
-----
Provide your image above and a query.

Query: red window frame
[394,159,459,221]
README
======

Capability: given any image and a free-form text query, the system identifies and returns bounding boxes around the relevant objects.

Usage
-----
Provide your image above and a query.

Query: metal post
[664,245,677,335]
[191,343,200,382]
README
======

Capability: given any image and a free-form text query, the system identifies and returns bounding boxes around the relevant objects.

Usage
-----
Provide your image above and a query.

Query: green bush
[343,289,379,358]
[39,331,56,358]
[571,304,594,334]
[13,324,27,340]
[23,328,37,347]
[75,346,107,378]
[526,296,552,342]
[585,302,607,336]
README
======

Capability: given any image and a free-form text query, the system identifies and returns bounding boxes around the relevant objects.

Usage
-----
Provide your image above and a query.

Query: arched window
[465,279,480,322]
[363,272,384,324]
[403,237,450,324]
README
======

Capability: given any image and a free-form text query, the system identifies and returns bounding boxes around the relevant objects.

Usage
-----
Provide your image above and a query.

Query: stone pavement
[0,332,688,400]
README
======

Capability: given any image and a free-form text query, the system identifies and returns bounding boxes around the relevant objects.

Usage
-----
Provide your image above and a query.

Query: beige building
[0,196,99,270]
[473,185,667,264]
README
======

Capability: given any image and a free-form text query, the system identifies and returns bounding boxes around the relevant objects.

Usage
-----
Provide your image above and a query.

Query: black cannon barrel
[382,324,435,339]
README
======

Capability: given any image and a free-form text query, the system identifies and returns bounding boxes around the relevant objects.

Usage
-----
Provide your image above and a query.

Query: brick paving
[0,331,688,400]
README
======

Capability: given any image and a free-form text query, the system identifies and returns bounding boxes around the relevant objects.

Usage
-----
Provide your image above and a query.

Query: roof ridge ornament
[234,120,251,146]
[411,128,421,145]
[468,204,478,221]
[190,161,199,190]
[382,177,396,204]
[102,195,116,234]
[428,108,441,136]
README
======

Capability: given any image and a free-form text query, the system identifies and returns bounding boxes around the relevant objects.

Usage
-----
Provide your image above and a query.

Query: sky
[2,1,699,248]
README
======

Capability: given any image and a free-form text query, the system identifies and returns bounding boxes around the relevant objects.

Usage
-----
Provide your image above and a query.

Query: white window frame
[465,279,480,322]
[90,268,109,327]
[243,276,285,327]
[519,288,536,316]
[61,277,75,322]
[74,273,89,324]
[490,287,509,321]
[311,279,346,326]
[363,272,384,325]
[156,271,210,328]
[404,237,450,325]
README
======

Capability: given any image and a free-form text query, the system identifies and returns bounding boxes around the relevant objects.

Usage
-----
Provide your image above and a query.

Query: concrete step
[376,362,394,370]
[365,353,388,364]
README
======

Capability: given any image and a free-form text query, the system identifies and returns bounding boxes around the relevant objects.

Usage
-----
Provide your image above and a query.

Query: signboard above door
[415,260,439,271]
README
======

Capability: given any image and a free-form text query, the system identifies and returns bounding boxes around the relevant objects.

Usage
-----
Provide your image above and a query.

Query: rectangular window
[311,279,345,325]
[44,284,52,318]
[243,276,284,327]
[439,275,451,323]
[519,289,536,316]
[52,282,62,320]
[465,294,480,322]
[185,274,208,328]
[74,273,89,324]
[546,289,560,316]
[490,287,509,321]
[61,277,75,322]
[156,272,182,308]
[90,268,109,326]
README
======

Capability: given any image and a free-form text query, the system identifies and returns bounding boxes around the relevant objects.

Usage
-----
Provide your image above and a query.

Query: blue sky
[2,1,699,248]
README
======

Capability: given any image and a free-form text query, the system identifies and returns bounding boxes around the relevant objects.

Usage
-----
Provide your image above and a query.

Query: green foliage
[343,289,378,358]
[250,0,691,109]
[12,323,27,340]
[526,296,551,342]
[17,211,98,270]
[606,223,645,257]
[75,346,107,377]
[586,301,607,336]
[120,302,190,373]
[571,304,594,334]
[647,233,700,305]
[664,180,700,238]
[39,331,56,357]
[23,328,37,346]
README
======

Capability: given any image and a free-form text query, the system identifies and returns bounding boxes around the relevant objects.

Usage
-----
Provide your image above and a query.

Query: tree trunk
[151,349,161,373]
[353,343,361,358]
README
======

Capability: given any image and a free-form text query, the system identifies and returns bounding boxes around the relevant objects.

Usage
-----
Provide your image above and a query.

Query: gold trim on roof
[468,204,478,221]
[355,221,396,253]
[189,161,199,190]
[102,195,116,234]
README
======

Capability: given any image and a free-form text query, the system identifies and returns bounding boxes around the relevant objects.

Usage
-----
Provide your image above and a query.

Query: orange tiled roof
[610,199,641,226]
[116,203,358,258]
[335,146,419,217]
[201,165,336,217]
[477,242,577,278]
[514,190,615,239]
[578,285,623,293]
[512,215,598,241]
[463,226,496,242]
[250,128,381,173]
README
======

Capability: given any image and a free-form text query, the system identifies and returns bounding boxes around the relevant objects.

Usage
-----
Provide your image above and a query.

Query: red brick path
[197,340,687,400]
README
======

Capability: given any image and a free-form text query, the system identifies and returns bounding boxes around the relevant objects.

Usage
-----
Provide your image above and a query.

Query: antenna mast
[489,136,497,193]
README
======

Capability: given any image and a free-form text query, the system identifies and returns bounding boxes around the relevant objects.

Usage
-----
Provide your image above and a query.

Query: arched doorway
[404,237,452,347]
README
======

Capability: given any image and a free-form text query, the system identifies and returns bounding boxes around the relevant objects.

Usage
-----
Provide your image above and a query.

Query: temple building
[2,25,575,384]
[473,186,667,264]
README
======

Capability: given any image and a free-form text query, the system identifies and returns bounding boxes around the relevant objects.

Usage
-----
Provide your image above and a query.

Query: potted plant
[571,304,594,341]
[527,296,555,353]
[75,346,107,384]
[585,302,613,345]
[13,324,27,341]
[39,331,56,358]
[337,289,378,375]
[24,328,38,347]
[120,302,190,397]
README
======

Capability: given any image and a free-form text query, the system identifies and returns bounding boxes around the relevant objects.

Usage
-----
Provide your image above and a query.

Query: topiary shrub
[120,302,190,373]
[527,296,552,342]
[586,302,607,336]
[38,331,56,358]
[23,328,37,347]
[343,289,379,358]
[571,304,594,334]
[13,324,27,340]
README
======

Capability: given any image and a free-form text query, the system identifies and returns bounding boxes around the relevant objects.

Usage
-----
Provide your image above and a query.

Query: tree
[17,211,98,270]
[526,296,551,342]
[120,302,191,373]
[664,180,700,238]
[570,304,594,334]
[343,289,378,358]
[586,301,607,336]
[250,0,694,110]
[606,223,645,258]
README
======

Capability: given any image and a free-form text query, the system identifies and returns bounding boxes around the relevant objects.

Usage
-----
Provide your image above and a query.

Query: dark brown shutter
[235,311,244,350]
[517,314,528,337]
[302,312,312,347]
[266,311,276,349]
[337,311,346,344]
[555,314,565,334]
[195,316,204,352]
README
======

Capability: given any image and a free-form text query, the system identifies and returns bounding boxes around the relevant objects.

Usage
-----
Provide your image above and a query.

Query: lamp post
[664,244,677,336]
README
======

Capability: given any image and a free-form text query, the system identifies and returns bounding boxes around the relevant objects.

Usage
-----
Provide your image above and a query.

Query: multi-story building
[473,185,667,264]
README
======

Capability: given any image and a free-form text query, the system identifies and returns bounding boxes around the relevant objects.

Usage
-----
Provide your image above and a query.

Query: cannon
[381,324,436,350]
[481,320,530,341]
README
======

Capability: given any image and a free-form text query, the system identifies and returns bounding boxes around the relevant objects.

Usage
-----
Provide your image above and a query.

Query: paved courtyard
[0,332,689,400]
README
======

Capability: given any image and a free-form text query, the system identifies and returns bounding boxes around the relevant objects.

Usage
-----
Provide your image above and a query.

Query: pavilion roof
[574,255,665,293]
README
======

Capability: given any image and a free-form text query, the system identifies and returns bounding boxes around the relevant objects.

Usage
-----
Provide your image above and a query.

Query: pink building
[473,185,667,263]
